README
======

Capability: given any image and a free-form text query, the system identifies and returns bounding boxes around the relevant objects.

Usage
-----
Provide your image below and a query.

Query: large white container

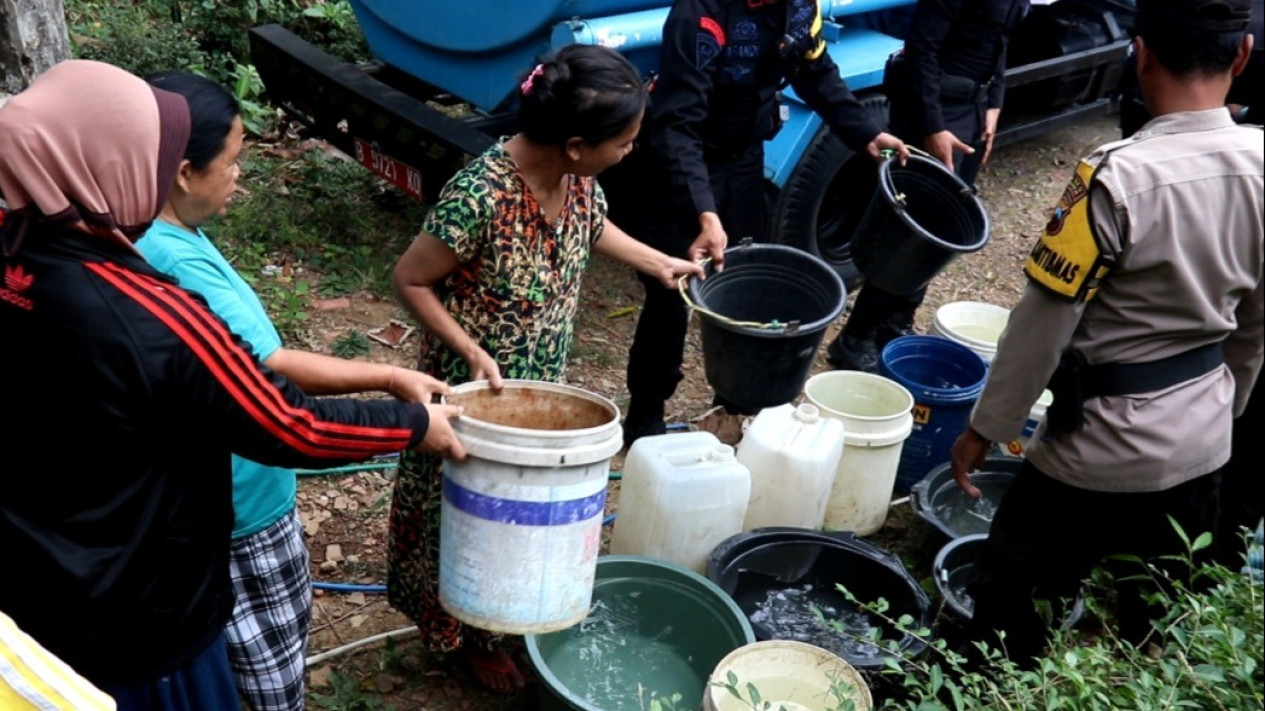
[438,380,623,635]
[804,371,916,535]
[737,403,845,531]
[931,300,1011,363]
[610,431,751,573]
[703,640,873,711]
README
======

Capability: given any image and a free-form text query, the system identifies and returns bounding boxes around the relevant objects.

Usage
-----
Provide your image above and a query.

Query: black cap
[1136,0,1252,33]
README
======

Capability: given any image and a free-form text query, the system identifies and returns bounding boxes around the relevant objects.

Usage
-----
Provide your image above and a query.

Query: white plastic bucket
[803,371,915,535]
[438,380,623,635]
[703,640,872,711]
[994,388,1054,459]
[931,301,1011,363]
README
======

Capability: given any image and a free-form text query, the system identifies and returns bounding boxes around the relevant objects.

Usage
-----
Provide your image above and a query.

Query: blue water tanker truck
[249,0,1132,285]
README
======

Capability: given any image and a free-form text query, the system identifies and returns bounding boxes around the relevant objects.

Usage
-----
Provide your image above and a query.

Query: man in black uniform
[621,0,908,445]
[825,0,1028,372]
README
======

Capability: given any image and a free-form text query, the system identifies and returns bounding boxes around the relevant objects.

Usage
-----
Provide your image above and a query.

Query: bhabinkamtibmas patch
[1024,159,1113,302]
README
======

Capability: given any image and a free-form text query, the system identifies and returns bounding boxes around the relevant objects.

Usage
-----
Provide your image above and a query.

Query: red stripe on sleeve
[88,262,414,458]
[122,265,410,443]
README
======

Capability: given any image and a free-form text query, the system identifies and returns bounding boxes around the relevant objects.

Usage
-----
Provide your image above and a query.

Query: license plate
[353,138,423,201]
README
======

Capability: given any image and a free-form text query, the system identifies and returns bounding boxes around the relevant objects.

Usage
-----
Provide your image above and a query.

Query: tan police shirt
[970,109,1264,493]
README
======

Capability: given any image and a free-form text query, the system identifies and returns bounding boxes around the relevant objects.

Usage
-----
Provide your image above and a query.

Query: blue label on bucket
[442,477,606,526]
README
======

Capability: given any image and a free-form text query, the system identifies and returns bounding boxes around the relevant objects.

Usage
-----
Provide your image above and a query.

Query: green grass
[208,147,427,341]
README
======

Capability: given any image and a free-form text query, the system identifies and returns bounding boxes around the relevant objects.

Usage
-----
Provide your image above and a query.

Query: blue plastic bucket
[878,336,988,493]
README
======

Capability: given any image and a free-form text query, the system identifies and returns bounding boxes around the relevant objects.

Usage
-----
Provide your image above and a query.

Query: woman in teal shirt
[137,71,448,711]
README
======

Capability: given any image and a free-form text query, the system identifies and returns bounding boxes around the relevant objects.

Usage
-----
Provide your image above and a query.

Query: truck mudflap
[249,24,497,203]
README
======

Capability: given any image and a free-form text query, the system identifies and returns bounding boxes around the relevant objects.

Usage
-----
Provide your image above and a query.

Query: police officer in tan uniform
[948,0,1263,663]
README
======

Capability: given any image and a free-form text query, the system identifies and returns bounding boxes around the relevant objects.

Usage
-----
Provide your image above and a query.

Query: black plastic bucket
[706,527,932,670]
[687,243,846,413]
[934,534,1086,626]
[851,155,990,296]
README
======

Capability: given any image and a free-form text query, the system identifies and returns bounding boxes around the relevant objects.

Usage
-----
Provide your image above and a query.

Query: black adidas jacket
[0,225,428,685]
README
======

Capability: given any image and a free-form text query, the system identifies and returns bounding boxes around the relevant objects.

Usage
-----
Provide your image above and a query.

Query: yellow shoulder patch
[804,1,826,60]
[1024,160,1112,302]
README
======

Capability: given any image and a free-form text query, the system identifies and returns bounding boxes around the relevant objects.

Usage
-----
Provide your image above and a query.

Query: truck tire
[770,94,889,290]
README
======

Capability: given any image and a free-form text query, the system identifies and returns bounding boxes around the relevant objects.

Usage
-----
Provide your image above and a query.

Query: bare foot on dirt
[463,646,526,694]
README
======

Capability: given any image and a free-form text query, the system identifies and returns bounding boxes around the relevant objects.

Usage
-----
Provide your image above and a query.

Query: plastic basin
[934,534,1085,627]
[525,555,755,711]
[703,640,873,711]
[706,528,931,670]
[909,457,1021,539]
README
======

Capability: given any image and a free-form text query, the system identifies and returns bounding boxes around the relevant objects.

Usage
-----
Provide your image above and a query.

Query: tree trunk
[1,0,69,96]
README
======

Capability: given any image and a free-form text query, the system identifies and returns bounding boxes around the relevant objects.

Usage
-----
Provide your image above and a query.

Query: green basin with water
[525,555,756,711]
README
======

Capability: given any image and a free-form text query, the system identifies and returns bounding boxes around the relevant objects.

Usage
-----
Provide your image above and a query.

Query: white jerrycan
[609,431,752,573]
[737,403,845,530]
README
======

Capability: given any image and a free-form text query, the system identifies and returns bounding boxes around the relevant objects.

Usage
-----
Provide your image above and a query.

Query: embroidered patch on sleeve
[697,17,725,69]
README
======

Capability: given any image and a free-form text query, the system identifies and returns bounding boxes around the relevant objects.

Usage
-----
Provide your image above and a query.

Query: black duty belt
[1045,341,1225,433]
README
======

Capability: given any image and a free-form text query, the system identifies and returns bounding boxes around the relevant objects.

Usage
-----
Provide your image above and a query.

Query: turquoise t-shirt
[136,219,295,540]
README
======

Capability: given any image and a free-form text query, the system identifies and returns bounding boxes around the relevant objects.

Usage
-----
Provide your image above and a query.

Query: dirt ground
[298,112,1123,710]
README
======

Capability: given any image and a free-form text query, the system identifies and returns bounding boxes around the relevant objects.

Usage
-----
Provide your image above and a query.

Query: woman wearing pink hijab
[0,60,465,710]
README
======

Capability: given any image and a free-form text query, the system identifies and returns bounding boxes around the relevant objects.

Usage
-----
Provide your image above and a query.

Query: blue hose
[313,581,387,593]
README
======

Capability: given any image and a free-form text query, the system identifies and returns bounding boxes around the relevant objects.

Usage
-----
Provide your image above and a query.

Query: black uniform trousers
[625,143,769,423]
[965,459,1221,665]
[842,94,986,341]
[1216,379,1263,567]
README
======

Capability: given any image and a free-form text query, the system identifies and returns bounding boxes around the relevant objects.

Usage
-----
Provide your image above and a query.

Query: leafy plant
[828,521,1264,710]
[637,685,685,711]
[229,62,276,136]
[711,669,860,711]
[303,0,356,28]
[67,1,211,78]
[331,330,372,359]
[309,670,395,711]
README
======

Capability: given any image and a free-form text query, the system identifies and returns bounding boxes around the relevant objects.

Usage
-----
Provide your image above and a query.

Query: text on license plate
[353,139,423,201]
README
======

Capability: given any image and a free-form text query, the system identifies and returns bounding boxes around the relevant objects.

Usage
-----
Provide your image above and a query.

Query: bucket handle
[678,259,801,333]
[880,149,979,210]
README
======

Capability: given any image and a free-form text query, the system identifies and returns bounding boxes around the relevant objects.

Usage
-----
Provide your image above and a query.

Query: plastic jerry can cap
[793,403,821,424]
[708,445,736,462]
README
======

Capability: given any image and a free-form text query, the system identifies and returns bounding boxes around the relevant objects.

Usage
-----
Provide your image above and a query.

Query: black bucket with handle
[686,241,846,413]
[851,155,990,296]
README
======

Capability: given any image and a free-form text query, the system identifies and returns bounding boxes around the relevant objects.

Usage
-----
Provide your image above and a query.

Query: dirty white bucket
[703,640,872,711]
[994,388,1054,459]
[438,380,623,634]
[931,301,1011,363]
[803,371,915,536]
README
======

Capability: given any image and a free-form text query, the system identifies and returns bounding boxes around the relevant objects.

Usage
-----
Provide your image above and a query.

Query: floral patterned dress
[387,139,606,653]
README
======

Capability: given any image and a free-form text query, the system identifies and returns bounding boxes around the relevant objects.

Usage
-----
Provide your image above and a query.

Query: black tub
[934,533,1085,626]
[910,457,1022,539]
[706,527,932,670]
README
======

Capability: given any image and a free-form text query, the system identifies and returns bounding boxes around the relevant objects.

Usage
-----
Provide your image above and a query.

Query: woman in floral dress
[388,44,710,693]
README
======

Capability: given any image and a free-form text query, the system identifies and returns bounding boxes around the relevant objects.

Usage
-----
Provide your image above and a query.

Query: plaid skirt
[225,509,310,711]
